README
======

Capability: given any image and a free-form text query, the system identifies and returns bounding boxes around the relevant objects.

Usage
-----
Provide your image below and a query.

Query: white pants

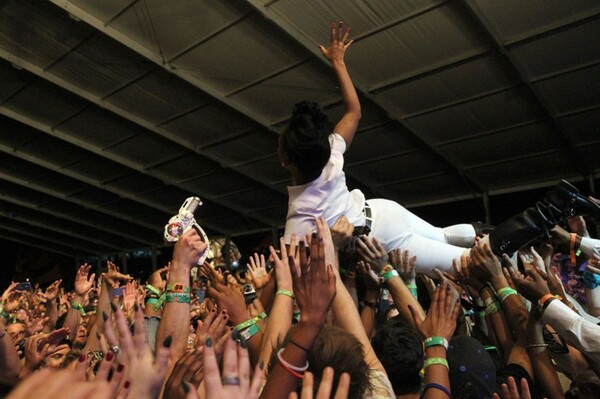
[367,199,474,274]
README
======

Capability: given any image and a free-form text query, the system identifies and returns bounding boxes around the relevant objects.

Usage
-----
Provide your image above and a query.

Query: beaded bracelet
[423,357,449,370]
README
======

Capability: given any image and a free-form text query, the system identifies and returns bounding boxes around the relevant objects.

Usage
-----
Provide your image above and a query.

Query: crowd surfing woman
[279,22,480,274]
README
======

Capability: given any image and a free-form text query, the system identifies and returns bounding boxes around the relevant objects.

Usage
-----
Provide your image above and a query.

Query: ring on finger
[110,345,120,355]
[221,376,241,386]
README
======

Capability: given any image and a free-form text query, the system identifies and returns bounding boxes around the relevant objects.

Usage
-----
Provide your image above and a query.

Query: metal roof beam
[460,0,590,177]
[0,48,279,233]
[0,182,156,247]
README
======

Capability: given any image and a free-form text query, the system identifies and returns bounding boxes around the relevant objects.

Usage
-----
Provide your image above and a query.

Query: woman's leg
[367,199,470,274]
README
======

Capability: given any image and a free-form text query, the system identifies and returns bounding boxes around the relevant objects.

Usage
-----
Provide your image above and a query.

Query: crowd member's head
[6,320,26,348]
[14,308,29,324]
[279,101,332,181]
[43,338,72,369]
[307,325,371,399]
[371,317,423,396]
[73,321,88,349]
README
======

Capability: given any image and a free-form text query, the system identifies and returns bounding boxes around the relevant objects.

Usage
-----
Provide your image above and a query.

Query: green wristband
[165,292,191,304]
[425,336,449,350]
[497,287,518,302]
[71,301,86,316]
[423,357,449,370]
[383,270,399,282]
[407,283,418,298]
[276,289,294,299]
[239,323,260,341]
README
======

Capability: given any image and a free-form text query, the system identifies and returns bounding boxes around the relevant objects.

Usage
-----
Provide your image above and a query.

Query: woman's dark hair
[371,317,424,395]
[281,101,332,181]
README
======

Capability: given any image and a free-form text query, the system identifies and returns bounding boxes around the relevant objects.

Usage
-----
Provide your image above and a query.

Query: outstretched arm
[319,21,361,147]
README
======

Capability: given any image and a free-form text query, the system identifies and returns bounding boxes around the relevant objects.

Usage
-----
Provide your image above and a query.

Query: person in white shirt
[510,266,600,376]
[278,22,475,274]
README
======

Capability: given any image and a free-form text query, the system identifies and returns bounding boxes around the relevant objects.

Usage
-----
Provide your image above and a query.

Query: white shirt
[283,133,365,244]
[580,237,600,257]
[542,299,600,368]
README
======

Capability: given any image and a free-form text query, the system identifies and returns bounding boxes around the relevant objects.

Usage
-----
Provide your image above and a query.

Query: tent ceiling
[0,0,598,258]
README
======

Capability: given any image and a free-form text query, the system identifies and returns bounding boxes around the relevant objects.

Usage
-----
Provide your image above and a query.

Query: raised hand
[452,254,483,291]
[41,280,62,302]
[163,350,204,399]
[207,281,249,326]
[289,367,351,399]
[22,333,50,375]
[103,261,132,288]
[319,21,353,65]
[492,376,536,399]
[196,331,263,399]
[247,253,270,290]
[409,283,461,342]
[103,304,172,398]
[173,229,209,271]
[201,263,225,286]
[356,261,381,292]
[389,248,417,284]
[329,215,354,249]
[356,236,389,274]
[26,316,49,336]
[518,246,546,273]
[2,290,23,312]
[196,307,232,358]
[470,242,503,283]
[290,226,336,327]
[507,266,550,303]
[122,282,136,311]
[74,264,96,296]
[270,236,295,293]
[148,264,169,292]
[7,368,113,399]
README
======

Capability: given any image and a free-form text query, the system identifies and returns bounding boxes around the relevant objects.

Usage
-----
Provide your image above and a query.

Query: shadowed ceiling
[0,0,599,258]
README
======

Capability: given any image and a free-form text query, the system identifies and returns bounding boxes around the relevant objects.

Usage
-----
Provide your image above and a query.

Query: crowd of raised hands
[2,212,600,399]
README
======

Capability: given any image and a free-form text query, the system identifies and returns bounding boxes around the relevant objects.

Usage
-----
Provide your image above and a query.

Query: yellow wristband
[423,357,449,370]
